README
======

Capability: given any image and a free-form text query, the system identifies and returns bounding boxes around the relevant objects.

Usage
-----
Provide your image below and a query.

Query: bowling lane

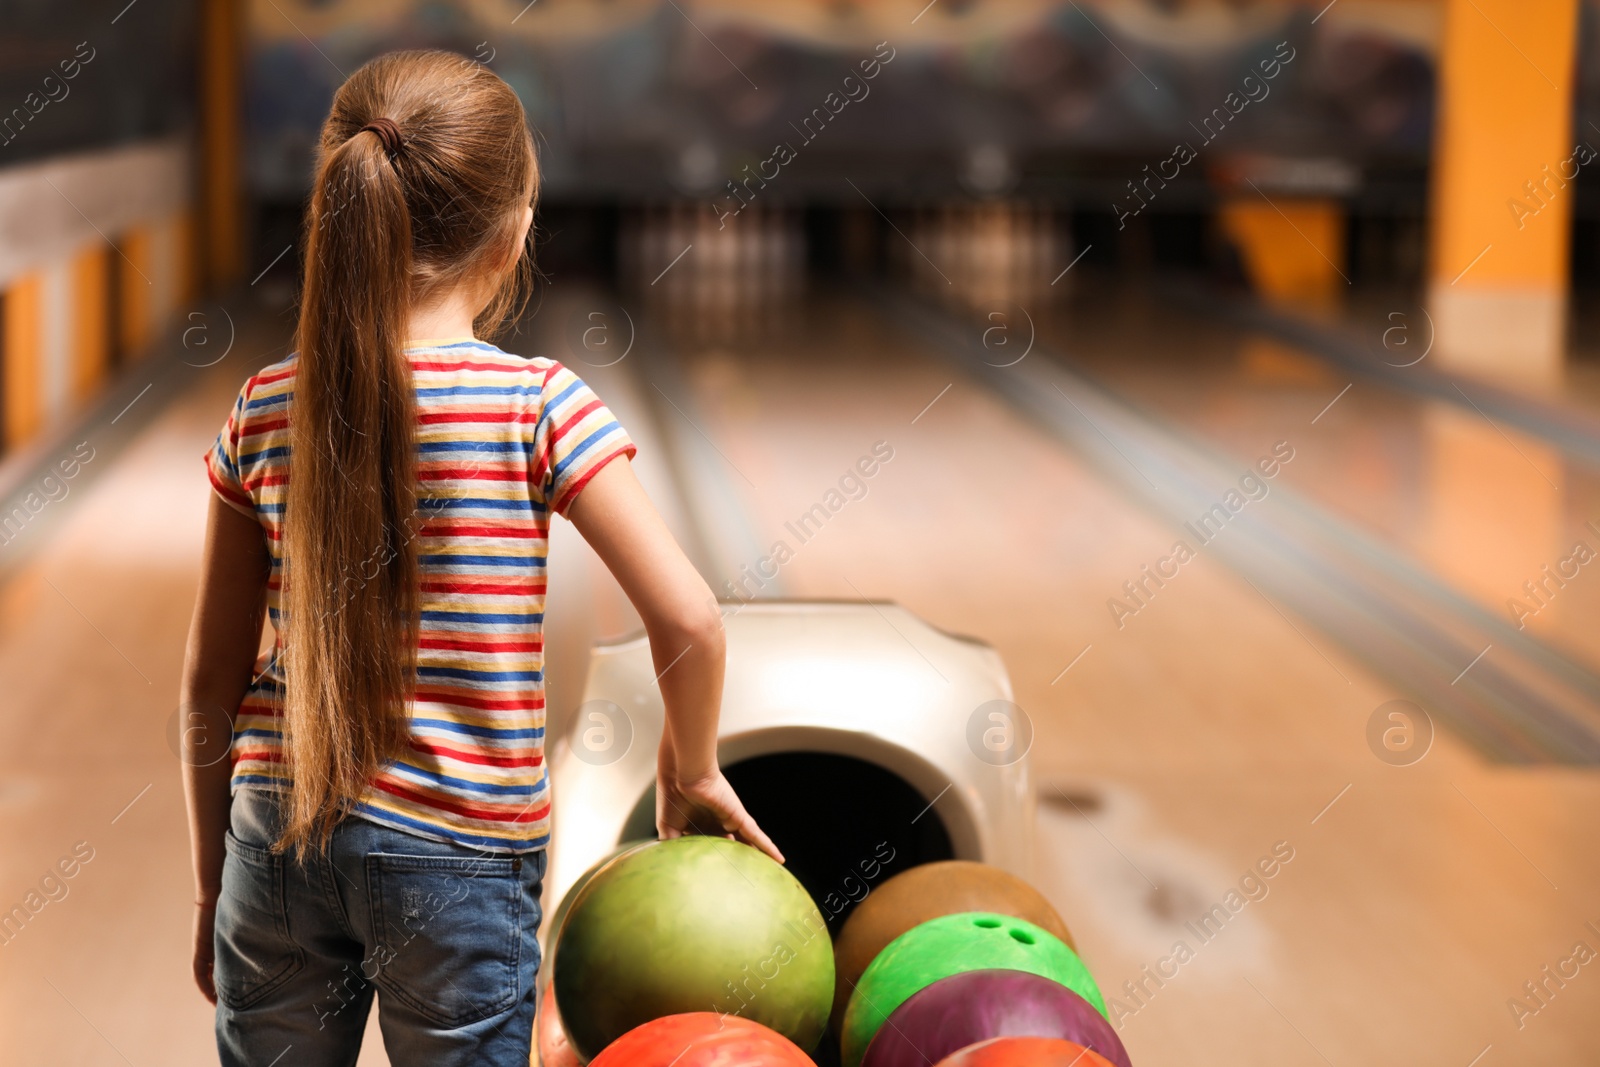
[1027,280,1600,680]
[632,290,1600,1066]
[6,277,1597,1066]
[0,348,244,1063]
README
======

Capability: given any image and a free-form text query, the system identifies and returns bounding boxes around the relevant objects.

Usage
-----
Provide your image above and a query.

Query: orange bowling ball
[588,1013,815,1067]
[933,1038,1118,1067]
[536,981,580,1067]
[832,861,1076,1031]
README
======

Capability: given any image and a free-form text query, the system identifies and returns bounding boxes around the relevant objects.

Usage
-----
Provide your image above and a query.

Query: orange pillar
[199,0,245,289]
[1427,0,1580,383]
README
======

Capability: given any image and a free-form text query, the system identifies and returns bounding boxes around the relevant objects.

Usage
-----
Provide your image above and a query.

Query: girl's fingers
[655,779,783,863]
[195,962,216,1005]
[734,815,785,865]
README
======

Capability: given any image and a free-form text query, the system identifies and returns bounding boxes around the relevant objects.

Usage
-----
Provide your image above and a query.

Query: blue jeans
[214,788,547,1067]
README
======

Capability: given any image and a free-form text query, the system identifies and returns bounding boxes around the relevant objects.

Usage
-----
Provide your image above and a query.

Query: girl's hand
[192,900,218,1005]
[656,770,785,866]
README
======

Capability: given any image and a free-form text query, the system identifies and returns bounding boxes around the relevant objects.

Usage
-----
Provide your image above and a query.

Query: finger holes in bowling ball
[973,918,1001,928]
[1009,928,1035,945]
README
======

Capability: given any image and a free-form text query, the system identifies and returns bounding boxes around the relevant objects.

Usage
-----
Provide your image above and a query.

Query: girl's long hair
[279,51,537,855]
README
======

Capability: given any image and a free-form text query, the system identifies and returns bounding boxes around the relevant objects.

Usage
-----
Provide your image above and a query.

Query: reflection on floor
[1037,284,1600,685]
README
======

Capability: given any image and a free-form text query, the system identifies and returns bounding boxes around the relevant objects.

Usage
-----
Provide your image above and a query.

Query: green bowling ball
[553,836,834,1060]
[840,912,1105,1067]
[542,840,651,981]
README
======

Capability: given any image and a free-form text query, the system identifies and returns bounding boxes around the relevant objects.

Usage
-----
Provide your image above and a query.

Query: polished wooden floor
[0,289,1596,1065]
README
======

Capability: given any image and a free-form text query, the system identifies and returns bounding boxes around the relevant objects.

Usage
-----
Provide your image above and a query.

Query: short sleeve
[204,379,257,519]
[535,362,638,516]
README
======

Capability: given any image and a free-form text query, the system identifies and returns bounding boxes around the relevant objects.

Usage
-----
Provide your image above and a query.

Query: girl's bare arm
[567,457,781,863]
[181,497,269,900]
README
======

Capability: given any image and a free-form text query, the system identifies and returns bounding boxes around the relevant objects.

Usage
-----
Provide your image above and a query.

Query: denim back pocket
[366,853,524,1028]
[214,830,306,1011]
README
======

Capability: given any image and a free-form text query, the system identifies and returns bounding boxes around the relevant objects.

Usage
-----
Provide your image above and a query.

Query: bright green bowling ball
[553,836,834,1060]
[840,911,1105,1067]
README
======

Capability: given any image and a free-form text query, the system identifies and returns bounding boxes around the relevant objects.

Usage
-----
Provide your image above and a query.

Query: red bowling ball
[932,1037,1119,1067]
[588,1012,816,1067]
[862,970,1131,1067]
[536,981,581,1067]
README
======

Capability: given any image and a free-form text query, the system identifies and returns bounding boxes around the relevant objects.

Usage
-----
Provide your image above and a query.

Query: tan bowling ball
[831,861,1076,1035]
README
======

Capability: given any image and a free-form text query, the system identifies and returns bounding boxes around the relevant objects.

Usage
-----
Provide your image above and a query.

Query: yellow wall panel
[1218,198,1346,308]
[174,208,199,306]
[70,244,111,404]
[3,274,43,451]
[118,226,154,359]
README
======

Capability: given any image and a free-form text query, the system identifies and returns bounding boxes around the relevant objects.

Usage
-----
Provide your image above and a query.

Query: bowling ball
[554,836,833,1060]
[535,981,580,1067]
[933,1038,1117,1067]
[840,913,1105,1067]
[546,840,652,966]
[540,838,653,1062]
[831,861,1075,1031]
[860,970,1130,1067]
[589,1013,815,1067]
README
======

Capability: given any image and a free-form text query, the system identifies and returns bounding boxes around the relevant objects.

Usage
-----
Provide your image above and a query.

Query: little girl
[180,50,778,1066]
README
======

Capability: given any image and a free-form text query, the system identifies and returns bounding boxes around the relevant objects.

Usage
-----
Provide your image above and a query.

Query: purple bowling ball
[860,969,1131,1067]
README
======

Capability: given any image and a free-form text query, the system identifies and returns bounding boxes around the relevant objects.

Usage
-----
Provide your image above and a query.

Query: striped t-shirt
[204,339,636,853]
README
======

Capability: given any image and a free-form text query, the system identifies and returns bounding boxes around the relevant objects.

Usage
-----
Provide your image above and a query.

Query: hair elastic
[360,117,405,157]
